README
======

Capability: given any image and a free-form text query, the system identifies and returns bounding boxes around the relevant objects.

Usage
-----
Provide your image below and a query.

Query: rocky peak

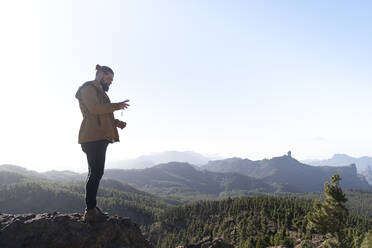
[0,212,153,248]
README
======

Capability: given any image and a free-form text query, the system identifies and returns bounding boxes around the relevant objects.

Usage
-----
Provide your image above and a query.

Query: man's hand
[116,120,127,129]
[119,100,130,110]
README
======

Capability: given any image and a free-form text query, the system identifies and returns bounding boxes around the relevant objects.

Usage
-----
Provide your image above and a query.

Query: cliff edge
[0,212,153,248]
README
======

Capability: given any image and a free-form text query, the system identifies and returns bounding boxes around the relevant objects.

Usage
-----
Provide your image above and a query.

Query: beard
[100,79,109,92]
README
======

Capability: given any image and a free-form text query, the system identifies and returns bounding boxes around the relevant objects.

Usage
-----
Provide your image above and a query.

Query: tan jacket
[75,80,121,144]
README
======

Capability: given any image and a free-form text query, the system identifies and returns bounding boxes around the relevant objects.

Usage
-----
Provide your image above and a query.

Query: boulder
[0,212,153,248]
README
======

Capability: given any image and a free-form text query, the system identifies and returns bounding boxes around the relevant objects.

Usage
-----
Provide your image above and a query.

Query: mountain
[107,151,219,170]
[0,174,172,225]
[3,156,371,201]
[362,166,372,185]
[304,153,372,171]
[0,164,84,183]
[0,163,279,201]
[2,165,372,247]
[0,170,29,185]
[202,154,371,192]
[304,154,372,185]
[103,162,279,199]
[0,164,44,179]
[42,170,85,182]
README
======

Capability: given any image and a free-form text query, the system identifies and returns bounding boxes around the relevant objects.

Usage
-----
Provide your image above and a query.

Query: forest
[0,168,372,247]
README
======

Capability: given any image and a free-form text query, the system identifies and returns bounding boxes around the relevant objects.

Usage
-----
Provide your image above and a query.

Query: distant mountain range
[2,153,372,248]
[303,153,372,171]
[201,154,371,192]
[103,162,280,199]
[0,164,84,183]
[107,151,220,170]
[303,153,372,184]
[1,153,371,200]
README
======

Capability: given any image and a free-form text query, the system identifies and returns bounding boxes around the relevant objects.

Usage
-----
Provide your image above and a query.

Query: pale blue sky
[0,0,371,172]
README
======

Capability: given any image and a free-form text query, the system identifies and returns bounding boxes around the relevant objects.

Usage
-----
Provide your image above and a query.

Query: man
[75,64,129,222]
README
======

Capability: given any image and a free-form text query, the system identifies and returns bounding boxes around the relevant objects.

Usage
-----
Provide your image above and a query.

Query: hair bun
[96,64,101,71]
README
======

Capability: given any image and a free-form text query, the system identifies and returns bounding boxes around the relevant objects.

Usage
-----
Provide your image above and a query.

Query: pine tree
[360,230,372,248]
[306,174,348,244]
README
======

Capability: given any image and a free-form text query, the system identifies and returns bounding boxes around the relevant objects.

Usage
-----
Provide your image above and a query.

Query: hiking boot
[83,208,108,223]
[95,206,109,216]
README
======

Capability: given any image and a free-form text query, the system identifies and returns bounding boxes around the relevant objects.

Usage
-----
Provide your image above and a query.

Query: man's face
[100,73,114,92]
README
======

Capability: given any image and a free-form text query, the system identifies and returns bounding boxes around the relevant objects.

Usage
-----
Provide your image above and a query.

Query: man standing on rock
[75,64,129,222]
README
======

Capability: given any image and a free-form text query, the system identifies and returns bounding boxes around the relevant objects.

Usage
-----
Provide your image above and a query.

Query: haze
[1,0,371,172]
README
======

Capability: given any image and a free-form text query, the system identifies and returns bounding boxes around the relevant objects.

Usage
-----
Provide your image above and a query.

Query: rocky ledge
[176,236,233,248]
[0,212,153,248]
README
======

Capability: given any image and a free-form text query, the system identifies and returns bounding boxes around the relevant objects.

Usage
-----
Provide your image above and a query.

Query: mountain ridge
[202,154,370,192]
[304,153,372,184]
[303,153,372,171]
[2,153,370,198]
[107,151,220,170]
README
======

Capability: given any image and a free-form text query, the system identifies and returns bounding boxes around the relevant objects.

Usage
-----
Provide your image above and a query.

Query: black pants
[81,140,109,210]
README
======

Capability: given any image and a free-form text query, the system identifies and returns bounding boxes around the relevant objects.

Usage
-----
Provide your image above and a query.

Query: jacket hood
[75,81,100,100]
[75,87,82,100]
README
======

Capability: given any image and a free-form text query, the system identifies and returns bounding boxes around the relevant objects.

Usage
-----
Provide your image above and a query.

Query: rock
[0,212,153,248]
[176,237,233,248]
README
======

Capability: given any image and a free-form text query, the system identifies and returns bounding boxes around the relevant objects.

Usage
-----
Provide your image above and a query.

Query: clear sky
[0,0,371,172]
